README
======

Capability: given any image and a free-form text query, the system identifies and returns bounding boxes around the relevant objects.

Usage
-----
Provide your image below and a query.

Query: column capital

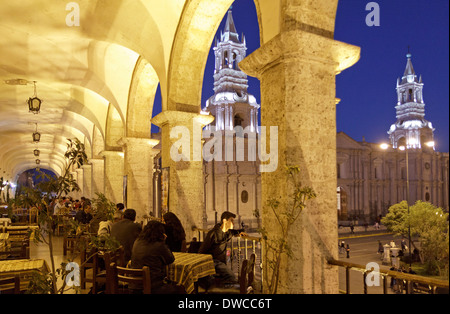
[98,150,124,158]
[89,157,104,164]
[117,137,160,149]
[152,110,214,128]
[239,29,360,78]
[81,163,92,169]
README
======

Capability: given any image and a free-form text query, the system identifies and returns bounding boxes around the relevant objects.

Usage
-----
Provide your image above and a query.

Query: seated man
[198,211,246,287]
[110,209,142,263]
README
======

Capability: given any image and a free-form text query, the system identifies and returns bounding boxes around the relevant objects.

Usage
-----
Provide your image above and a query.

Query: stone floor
[29,235,89,294]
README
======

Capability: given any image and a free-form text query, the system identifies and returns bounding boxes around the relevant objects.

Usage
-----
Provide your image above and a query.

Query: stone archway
[239,0,360,293]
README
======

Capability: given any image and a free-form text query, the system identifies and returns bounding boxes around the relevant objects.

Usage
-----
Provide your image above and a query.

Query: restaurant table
[0,259,50,281]
[167,252,216,294]
[0,218,11,233]
[0,233,10,251]
[0,233,10,254]
[6,225,39,241]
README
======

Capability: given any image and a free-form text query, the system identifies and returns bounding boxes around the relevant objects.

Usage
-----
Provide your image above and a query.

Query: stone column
[81,164,92,199]
[101,150,124,204]
[75,168,84,200]
[119,137,160,223]
[240,30,359,293]
[90,158,105,197]
[152,111,214,240]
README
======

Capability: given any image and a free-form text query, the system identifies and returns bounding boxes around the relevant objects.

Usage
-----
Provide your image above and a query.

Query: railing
[191,227,263,291]
[328,259,449,294]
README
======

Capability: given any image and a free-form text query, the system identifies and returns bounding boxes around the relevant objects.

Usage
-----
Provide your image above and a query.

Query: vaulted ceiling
[0,0,236,180]
[0,0,347,183]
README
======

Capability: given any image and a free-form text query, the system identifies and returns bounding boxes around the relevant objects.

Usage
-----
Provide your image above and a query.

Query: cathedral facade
[202,9,261,230]
[337,54,449,223]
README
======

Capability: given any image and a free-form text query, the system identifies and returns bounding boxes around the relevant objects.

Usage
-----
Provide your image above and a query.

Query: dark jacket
[164,225,185,252]
[198,223,243,263]
[131,239,175,289]
[110,219,142,262]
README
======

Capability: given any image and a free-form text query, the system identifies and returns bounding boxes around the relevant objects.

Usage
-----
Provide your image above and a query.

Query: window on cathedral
[223,51,229,67]
[337,163,341,179]
[408,89,413,101]
[232,52,237,69]
[425,192,430,202]
[241,190,248,203]
[234,114,243,127]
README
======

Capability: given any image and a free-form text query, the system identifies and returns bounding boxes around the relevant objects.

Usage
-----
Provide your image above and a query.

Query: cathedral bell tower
[202,8,262,230]
[204,8,260,133]
[388,53,435,150]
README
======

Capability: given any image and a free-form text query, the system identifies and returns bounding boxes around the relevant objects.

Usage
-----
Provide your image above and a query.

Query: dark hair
[83,201,91,210]
[139,220,166,243]
[123,208,136,221]
[116,203,125,211]
[220,211,236,222]
[163,212,186,242]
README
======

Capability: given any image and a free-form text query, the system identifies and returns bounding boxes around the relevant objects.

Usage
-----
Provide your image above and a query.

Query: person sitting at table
[53,198,65,216]
[74,201,93,226]
[110,209,142,263]
[130,220,186,294]
[162,212,186,252]
[198,211,247,288]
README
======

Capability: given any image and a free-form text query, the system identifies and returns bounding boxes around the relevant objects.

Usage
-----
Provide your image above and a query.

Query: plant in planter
[259,166,316,294]
[16,138,88,294]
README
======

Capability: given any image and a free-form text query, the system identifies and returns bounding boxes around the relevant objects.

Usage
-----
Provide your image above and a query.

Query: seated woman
[162,212,186,252]
[130,220,185,294]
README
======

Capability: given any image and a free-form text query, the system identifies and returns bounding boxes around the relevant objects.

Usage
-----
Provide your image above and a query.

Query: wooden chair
[28,207,38,225]
[239,254,256,294]
[106,262,151,294]
[102,246,125,268]
[80,246,100,291]
[0,276,21,294]
[93,246,125,294]
[63,235,87,256]
[201,254,256,295]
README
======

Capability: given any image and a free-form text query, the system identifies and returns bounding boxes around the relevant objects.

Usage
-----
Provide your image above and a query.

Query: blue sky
[153,0,449,152]
[334,0,449,152]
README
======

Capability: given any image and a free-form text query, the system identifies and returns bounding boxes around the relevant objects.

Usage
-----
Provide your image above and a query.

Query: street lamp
[32,123,41,143]
[425,141,435,149]
[27,81,42,114]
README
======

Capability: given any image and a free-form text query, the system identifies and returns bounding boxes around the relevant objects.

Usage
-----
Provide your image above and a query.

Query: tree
[382,201,449,278]
[408,201,449,277]
[381,200,408,234]
[16,138,87,293]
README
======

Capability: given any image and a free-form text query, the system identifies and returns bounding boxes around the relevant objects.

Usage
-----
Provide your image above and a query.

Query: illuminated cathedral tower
[388,53,435,150]
[204,8,260,132]
[202,8,261,229]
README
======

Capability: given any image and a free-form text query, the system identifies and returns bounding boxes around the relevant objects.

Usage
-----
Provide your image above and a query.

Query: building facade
[337,54,449,223]
[202,9,261,230]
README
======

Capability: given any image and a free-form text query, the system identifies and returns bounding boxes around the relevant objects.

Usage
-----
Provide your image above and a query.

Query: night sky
[197,0,450,152]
